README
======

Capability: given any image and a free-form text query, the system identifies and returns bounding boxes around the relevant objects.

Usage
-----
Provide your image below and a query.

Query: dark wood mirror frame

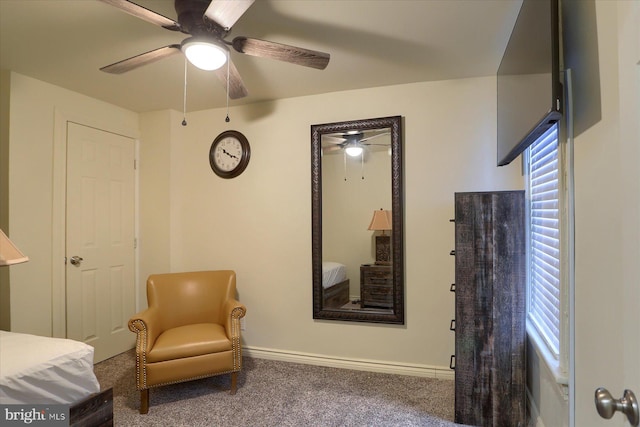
[311,116,404,324]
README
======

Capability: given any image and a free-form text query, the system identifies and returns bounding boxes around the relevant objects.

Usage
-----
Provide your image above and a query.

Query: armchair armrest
[128,307,162,353]
[222,298,246,339]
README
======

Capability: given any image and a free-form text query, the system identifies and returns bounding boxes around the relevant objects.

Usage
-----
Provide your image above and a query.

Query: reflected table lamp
[368,209,392,265]
[0,229,29,266]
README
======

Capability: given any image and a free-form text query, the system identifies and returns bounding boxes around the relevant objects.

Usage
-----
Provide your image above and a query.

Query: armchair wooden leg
[230,372,237,395]
[140,389,149,414]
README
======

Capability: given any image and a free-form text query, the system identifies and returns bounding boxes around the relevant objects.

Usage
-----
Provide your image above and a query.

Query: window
[526,123,569,381]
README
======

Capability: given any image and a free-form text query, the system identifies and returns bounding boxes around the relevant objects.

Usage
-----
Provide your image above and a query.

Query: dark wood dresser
[452,191,526,427]
[360,264,392,308]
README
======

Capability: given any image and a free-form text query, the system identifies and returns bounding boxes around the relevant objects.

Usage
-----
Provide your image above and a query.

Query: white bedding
[322,261,347,289]
[0,330,100,404]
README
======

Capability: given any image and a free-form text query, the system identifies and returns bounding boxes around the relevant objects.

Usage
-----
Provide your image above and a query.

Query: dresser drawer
[362,269,393,285]
[361,284,393,307]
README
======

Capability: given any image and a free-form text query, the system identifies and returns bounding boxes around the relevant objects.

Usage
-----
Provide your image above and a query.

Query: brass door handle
[69,256,83,266]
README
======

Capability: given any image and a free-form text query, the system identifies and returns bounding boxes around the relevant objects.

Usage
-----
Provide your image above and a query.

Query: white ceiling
[0,0,522,113]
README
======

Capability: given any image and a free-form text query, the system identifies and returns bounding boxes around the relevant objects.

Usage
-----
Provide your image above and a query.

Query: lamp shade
[0,229,29,266]
[368,209,392,231]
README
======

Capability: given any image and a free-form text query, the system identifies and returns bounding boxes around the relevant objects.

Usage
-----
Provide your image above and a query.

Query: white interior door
[66,122,136,363]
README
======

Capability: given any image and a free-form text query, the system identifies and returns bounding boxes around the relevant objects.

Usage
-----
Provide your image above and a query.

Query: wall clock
[209,130,251,179]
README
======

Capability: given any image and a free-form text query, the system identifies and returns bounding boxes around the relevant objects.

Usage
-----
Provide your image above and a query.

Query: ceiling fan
[323,130,391,156]
[98,0,331,99]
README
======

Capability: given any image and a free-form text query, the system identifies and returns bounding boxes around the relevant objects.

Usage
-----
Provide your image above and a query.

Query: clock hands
[222,148,239,160]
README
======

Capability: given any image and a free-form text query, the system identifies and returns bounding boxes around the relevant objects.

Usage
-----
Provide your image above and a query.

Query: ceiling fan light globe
[345,145,363,157]
[182,40,227,71]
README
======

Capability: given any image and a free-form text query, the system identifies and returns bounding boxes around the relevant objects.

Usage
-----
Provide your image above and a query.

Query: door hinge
[134,238,138,249]
[134,159,137,170]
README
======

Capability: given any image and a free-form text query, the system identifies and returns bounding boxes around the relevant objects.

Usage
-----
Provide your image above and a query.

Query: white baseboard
[244,346,454,380]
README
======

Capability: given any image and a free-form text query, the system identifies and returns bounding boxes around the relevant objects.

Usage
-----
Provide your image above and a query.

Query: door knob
[69,256,83,266]
[595,387,639,426]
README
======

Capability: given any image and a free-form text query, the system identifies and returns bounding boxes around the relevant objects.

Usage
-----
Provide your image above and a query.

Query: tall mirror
[312,116,404,324]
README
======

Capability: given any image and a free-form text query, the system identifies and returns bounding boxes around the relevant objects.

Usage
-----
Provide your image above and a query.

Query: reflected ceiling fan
[323,129,391,156]
[98,0,331,99]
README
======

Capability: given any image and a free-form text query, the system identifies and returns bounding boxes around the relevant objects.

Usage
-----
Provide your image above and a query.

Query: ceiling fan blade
[100,45,182,74]
[323,136,347,144]
[99,0,183,32]
[204,0,255,29]
[322,145,343,154]
[213,58,249,99]
[361,132,390,143]
[232,37,330,70]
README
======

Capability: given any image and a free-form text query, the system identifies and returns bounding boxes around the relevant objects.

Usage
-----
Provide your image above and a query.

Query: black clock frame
[209,130,251,179]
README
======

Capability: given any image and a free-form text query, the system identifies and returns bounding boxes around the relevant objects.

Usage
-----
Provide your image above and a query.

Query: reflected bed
[322,262,350,308]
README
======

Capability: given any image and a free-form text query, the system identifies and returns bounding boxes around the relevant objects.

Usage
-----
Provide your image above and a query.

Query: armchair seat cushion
[147,323,231,363]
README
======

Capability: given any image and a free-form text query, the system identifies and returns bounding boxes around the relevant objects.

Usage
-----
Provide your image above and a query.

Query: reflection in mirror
[312,116,404,324]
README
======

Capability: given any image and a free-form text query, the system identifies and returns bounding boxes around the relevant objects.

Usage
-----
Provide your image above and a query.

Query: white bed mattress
[0,330,100,404]
[322,261,347,289]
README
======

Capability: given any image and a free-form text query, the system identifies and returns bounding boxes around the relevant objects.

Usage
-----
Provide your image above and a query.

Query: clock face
[209,131,250,178]
[213,137,243,172]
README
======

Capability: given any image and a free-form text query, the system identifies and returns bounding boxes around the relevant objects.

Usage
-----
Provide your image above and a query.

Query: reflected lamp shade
[368,209,392,265]
[0,229,29,266]
[368,209,392,232]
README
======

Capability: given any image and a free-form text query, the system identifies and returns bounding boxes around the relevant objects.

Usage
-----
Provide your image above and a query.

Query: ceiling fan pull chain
[182,57,188,126]
[343,151,347,181]
[225,50,231,123]
[361,152,365,180]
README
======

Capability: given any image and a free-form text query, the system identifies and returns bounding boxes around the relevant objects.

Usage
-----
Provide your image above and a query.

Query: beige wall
[3,72,138,336]
[137,76,523,371]
[137,110,175,306]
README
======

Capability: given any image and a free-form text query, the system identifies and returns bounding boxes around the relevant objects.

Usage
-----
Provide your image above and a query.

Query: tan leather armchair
[128,270,246,414]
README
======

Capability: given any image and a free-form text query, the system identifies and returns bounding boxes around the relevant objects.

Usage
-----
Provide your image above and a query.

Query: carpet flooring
[94,349,466,427]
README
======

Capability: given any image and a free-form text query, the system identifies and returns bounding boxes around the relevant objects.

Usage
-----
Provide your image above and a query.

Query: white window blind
[528,124,561,356]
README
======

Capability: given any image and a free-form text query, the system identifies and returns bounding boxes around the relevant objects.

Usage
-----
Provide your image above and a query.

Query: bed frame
[322,279,350,308]
[69,388,113,427]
